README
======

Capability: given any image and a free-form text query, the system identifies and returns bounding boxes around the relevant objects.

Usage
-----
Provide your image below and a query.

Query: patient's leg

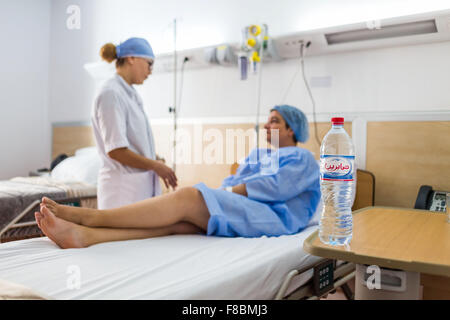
[35,205,204,249]
[42,186,210,231]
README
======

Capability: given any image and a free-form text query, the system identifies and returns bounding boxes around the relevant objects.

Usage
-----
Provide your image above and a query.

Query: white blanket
[0,226,319,300]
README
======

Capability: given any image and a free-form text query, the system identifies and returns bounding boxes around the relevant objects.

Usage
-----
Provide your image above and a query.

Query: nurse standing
[92,37,177,209]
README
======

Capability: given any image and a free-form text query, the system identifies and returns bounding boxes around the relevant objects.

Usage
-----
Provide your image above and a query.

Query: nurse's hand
[153,161,178,190]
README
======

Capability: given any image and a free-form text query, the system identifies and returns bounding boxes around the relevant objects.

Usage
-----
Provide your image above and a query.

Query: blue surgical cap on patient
[271,105,309,143]
[116,38,154,61]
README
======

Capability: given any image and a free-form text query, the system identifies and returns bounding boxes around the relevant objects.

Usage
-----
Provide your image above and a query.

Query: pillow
[51,151,101,186]
[74,146,97,157]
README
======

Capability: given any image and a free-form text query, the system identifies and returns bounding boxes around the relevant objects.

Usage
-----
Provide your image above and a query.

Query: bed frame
[2,144,374,299]
[0,123,97,243]
[0,196,97,243]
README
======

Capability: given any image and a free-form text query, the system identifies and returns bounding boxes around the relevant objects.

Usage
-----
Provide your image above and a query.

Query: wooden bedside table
[303,207,450,299]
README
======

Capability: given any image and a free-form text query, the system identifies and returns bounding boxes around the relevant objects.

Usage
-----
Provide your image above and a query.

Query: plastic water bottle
[319,117,356,246]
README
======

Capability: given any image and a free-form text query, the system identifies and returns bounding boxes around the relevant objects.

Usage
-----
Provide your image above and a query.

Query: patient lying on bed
[35,105,321,249]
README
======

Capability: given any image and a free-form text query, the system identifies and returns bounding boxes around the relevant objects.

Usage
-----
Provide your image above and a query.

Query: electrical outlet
[283,38,306,47]
[275,36,308,59]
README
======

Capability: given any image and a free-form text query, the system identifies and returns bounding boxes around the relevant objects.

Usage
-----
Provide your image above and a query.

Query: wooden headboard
[51,123,95,160]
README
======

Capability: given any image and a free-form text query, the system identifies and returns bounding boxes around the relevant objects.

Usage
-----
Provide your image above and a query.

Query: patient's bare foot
[41,197,95,226]
[35,205,90,249]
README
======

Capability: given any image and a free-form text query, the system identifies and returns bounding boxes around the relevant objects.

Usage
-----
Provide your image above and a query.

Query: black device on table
[414,185,448,213]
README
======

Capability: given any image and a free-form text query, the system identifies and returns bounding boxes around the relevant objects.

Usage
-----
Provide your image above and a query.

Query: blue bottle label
[320,155,355,181]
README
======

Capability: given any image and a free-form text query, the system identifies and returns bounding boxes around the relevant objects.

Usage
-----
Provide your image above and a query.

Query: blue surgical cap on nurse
[116,38,154,61]
[271,105,309,143]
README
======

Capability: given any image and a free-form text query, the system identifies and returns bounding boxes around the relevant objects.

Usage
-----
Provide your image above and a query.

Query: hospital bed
[0,225,320,299]
[0,123,100,243]
[0,214,355,300]
[0,170,374,300]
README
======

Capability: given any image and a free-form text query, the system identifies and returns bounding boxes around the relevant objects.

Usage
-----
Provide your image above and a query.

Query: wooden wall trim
[366,121,450,208]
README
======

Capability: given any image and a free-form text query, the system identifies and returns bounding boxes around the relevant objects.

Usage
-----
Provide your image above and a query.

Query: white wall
[2,0,449,179]
[48,0,97,123]
[48,0,450,125]
[143,41,450,119]
[0,0,51,179]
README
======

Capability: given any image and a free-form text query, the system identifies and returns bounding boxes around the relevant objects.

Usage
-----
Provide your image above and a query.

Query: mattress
[0,225,320,300]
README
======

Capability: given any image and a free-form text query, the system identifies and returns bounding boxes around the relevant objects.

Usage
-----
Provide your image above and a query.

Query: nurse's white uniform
[91,74,161,209]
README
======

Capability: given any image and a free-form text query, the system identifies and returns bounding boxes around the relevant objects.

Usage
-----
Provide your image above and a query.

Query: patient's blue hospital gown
[194,146,321,237]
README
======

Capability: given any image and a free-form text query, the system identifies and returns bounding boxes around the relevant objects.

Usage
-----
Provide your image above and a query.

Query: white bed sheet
[0,225,320,300]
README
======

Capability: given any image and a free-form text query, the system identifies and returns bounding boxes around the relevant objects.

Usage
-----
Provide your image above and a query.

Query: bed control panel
[313,259,335,296]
